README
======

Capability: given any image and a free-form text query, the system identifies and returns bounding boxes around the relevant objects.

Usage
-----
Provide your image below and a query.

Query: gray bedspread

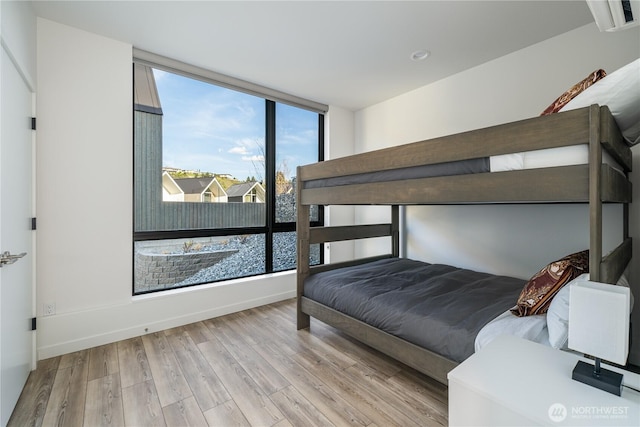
[303,257,525,362]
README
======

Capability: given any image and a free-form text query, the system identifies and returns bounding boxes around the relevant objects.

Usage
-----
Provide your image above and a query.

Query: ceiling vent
[587,0,640,31]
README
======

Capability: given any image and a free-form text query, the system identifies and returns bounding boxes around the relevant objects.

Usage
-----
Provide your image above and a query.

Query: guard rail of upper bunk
[296,105,632,206]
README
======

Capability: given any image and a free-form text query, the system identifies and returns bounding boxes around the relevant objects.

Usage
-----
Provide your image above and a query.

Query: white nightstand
[448,335,640,426]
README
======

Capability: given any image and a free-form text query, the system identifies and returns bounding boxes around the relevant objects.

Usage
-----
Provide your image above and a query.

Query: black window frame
[132,64,324,296]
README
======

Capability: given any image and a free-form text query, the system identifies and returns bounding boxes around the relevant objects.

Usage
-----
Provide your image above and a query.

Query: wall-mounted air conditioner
[587,0,640,31]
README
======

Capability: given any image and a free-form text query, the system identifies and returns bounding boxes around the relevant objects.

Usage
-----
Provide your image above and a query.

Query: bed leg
[297,310,310,330]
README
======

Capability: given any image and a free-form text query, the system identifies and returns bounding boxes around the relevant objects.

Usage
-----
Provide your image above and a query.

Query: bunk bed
[296,96,635,384]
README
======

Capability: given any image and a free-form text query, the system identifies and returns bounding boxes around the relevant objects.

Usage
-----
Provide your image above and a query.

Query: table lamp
[568,278,630,396]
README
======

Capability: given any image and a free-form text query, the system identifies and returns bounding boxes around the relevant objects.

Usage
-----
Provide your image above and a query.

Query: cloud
[242,155,265,162]
[228,146,249,155]
[228,137,264,156]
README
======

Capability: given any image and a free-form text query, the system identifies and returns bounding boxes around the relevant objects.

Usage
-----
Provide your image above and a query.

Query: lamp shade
[568,278,630,365]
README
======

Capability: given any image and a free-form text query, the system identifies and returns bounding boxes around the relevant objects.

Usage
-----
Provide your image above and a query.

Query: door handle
[0,251,27,267]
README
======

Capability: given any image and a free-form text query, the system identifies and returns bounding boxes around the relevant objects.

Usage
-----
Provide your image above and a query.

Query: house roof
[162,171,182,195]
[134,64,162,115]
[226,181,263,197]
[174,177,220,195]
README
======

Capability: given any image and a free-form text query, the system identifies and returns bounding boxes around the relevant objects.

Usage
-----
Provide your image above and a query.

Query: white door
[0,45,34,426]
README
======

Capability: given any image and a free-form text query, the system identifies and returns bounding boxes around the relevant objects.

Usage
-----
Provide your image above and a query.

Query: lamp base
[572,360,623,396]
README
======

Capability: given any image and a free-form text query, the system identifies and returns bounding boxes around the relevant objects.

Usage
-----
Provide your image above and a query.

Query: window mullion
[265,100,276,273]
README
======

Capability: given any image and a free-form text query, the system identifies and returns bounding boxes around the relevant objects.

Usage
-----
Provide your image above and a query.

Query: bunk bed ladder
[589,104,603,282]
[590,104,633,284]
[296,170,311,330]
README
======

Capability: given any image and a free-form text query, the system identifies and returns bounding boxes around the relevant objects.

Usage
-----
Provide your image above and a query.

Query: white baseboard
[37,273,295,360]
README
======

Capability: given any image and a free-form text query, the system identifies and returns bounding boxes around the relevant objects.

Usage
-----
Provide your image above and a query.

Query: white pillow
[561,58,640,145]
[547,273,634,349]
[475,309,548,353]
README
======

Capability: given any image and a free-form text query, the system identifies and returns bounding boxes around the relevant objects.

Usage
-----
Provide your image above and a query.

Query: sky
[154,69,319,181]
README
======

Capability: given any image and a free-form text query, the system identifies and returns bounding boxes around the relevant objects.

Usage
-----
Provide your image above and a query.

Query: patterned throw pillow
[511,250,589,317]
[540,70,607,116]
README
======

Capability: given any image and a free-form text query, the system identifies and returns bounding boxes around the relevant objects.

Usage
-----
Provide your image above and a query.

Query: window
[133,59,323,294]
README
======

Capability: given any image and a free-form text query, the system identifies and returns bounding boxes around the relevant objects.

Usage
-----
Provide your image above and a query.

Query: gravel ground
[175,231,321,287]
[145,194,321,289]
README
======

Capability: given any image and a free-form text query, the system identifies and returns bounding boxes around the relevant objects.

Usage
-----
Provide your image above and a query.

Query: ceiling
[31,1,596,111]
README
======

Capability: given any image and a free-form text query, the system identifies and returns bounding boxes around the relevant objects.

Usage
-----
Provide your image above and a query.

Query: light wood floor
[8,298,448,427]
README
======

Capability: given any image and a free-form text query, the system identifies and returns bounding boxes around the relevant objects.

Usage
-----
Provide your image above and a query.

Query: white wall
[1,0,36,88]
[325,106,356,262]
[354,23,640,363]
[36,19,295,359]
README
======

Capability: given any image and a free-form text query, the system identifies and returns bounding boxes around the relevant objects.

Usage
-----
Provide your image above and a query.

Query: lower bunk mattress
[303,257,525,363]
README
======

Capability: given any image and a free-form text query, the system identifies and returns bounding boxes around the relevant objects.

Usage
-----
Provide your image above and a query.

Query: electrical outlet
[44,302,55,316]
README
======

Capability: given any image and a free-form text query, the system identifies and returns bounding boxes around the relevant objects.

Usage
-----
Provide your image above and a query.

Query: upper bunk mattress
[303,257,525,362]
[303,145,620,189]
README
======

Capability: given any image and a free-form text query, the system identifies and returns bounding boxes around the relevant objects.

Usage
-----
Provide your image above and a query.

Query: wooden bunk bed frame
[296,104,632,385]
